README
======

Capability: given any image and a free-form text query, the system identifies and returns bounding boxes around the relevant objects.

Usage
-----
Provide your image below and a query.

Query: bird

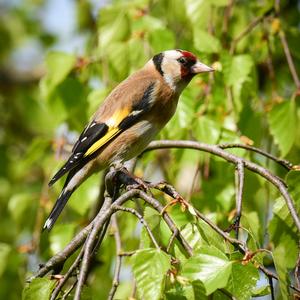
[43,49,214,230]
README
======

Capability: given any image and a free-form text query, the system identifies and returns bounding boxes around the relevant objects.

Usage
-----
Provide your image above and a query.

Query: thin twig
[274,0,300,89]
[136,190,193,257]
[119,251,136,257]
[230,15,265,54]
[219,142,293,170]
[167,231,178,253]
[295,244,300,289]
[234,160,245,239]
[278,30,300,89]
[90,171,107,220]
[112,205,160,249]
[259,265,300,294]
[222,0,235,37]
[108,215,123,300]
[34,223,93,279]
[194,208,245,251]
[50,247,85,300]
[62,279,78,300]
[74,187,142,300]
[74,195,114,300]
[268,275,275,300]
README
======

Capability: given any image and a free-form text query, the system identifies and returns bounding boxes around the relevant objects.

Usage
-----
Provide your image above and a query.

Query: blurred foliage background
[0,0,299,299]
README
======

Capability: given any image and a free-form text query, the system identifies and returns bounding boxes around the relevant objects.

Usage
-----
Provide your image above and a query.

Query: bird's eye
[178,57,188,65]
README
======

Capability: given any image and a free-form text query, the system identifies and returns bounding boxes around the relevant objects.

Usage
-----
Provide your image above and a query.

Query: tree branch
[108,215,123,300]
[112,205,160,249]
[219,143,293,170]
[145,140,300,232]
[234,160,245,239]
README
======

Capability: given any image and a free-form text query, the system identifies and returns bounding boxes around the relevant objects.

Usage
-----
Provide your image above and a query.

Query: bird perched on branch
[44,49,213,230]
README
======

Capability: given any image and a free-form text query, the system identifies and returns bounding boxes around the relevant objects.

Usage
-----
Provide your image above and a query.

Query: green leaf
[194,116,221,144]
[227,262,259,300]
[223,54,253,86]
[192,280,207,300]
[268,100,296,156]
[107,42,130,81]
[143,206,171,248]
[149,28,175,54]
[196,219,226,252]
[181,246,232,295]
[131,248,171,300]
[273,244,290,299]
[41,51,76,97]
[286,170,300,202]
[180,223,202,249]
[241,211,261,247]
[98,13,130,50]
[194,29,221,53]
[272,197,296,230]
[222,54,253,113]
[69,175,98,216]
[209,0,229,6]
[165,281,197,300]
[22,278,56,300]
[0,243,11,277]
[49,223,76,255]
[251,285,270,297]
[8,193,34,227]
[268,213,298,268]
[168,204,194,228]
[185,0,210,28]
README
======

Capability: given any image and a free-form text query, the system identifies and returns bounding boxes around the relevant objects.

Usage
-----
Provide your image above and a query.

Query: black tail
[44,168,79,231]
[43,189,74,231]
[48,156,81,187]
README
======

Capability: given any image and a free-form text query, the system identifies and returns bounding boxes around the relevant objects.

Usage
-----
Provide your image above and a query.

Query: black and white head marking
[152,52,164,76]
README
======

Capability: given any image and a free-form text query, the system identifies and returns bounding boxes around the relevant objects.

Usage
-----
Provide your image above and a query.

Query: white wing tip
[43,218,53,230]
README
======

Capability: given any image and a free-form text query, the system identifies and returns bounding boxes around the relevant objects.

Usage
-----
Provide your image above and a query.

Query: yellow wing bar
[83,107,129,157]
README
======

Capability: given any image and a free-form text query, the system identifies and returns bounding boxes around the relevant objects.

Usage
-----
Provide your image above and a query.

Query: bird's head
[150,49,213,93]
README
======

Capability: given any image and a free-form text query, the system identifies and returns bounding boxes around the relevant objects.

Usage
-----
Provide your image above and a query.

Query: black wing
[48,81,156,186]
[48,122,108,186]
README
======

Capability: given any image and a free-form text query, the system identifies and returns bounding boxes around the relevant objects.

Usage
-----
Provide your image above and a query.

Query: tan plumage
[44,49,213,230]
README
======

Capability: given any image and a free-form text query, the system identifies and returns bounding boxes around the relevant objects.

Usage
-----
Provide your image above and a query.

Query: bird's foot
[112,167,151,193]
[126,176,151,193]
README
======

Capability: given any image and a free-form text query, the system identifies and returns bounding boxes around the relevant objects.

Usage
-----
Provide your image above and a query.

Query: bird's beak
[191,61,214,74]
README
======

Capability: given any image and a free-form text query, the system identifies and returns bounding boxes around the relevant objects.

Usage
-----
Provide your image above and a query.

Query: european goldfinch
[44,49,213,230]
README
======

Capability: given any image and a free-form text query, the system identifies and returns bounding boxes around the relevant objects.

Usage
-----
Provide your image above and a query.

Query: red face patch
[177,50,197,78]
[180,50,197,63]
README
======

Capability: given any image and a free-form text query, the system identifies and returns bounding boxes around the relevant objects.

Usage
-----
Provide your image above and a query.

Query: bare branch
[268,275,275,300]
[234,160,245,239]
[145,140,300,232]
[62,280,78,300]
[35,139,300,300]
[112,205,160,249]
[219,143,293,170]
[295,243,300,289]
[193,207,245,252]
[108,215,123,300]
[50,247,84,300]
[230,15,264,54]
[136,190,193,256]
[74,195,113,300]
[274,0,300,89]
[34,223,93,278]
[278,30,300,89]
